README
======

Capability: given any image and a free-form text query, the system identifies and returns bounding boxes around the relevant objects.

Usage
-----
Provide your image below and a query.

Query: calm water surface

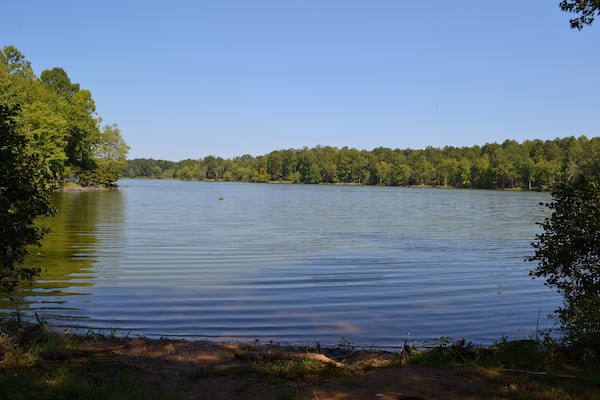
[3,179,559,347]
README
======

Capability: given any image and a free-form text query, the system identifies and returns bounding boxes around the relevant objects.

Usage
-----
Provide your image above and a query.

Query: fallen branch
[233,349,344,367]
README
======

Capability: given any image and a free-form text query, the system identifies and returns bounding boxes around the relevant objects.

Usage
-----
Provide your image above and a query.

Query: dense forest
[0,45,129,188]
[127,135,599,190]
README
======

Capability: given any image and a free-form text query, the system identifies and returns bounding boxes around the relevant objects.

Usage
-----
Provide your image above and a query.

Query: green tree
[63,89,101,182]
[457,157,472,188]
[15,100,68,177]
[266,151,283,181]
[40,67,101,184]
[298,148,321,184]
[472,154,493,189]
[94,124,130,186]
[583,137,600,176]
[560,136,586,182]
[40,67,80,99]
[337,147,358,183]
[560,0,600,29]
[175,165,196,180]
[0,46,59,294]
[0,45,34,78]
[533,158,561,191]
[409,151,435,186]
[490,145,517,189]
[392,153,411,186]
[529,175,600,344]
[439,158,459,188]
[280,149,298,181]
[0,104,56,294]
[375,161,392,185]
[231,154,256,182]
[424,146,443,186]
[315,146,338,183]
[254,155,269,183]
[151,165,163,178]
[204,155,225,180]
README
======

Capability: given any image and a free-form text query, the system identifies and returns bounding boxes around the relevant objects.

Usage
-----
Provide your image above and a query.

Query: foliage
[127,136,600,191]
[0,103,56,294]
[529,175,600,346]
[94,124,130,187]
[560,0,600,29]
[1,45,129,188]
[407,336,460,368]
[1,45,128,295]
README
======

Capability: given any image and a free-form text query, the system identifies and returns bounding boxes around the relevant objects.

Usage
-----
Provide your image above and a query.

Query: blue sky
[2,1,599,160]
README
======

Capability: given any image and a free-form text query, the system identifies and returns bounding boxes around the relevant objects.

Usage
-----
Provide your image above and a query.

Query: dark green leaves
[0,104,56,294]
[529,175,600,343]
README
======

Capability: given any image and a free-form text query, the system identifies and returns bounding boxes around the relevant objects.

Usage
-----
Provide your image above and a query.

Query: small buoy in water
[218,196,224,200]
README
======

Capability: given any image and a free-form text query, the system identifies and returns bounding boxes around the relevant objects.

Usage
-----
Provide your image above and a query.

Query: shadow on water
[0,189,125,320]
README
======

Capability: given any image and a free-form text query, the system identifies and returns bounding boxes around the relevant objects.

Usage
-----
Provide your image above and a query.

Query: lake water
[2,179,560,347]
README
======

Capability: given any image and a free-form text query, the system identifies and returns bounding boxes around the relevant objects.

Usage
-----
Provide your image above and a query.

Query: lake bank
[2,323,598,400]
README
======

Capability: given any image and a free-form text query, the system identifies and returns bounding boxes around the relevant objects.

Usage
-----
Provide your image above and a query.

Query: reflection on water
[1,180,560,346]
[1,190,125,317]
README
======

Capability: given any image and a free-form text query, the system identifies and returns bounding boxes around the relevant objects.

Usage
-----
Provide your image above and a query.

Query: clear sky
[2,1,599,160]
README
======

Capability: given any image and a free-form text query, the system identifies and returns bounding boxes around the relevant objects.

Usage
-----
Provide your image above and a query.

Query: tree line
[127,135,599,191]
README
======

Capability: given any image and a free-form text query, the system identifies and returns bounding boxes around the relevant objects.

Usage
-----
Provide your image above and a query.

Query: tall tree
[94,124,130,187]
[298,148,321,184]
[40,67,80,99]
[0,45,34,78]
[41,67,101,184]
[266,151,283,181]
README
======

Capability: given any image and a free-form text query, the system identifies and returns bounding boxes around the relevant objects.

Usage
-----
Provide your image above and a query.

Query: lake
[2,179,560,347]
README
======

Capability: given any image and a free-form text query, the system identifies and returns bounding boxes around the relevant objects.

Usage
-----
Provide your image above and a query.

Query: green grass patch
[0,360,174,400]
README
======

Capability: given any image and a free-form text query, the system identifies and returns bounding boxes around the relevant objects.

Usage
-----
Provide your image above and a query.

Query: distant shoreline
[121,177,535,191]
[57,185,111,192]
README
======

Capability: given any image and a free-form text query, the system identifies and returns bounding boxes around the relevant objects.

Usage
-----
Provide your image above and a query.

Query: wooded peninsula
[0,45,129,190]
[127,135,599,191]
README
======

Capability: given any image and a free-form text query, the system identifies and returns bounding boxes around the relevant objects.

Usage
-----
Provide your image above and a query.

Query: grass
[1,361,170,400]
[407,335,600,400]
[2,318,600,400]
[0,321,174,400]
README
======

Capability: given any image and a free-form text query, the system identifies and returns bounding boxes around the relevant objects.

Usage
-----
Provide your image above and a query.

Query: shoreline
[56,185,112,192]
[3,322,596,400]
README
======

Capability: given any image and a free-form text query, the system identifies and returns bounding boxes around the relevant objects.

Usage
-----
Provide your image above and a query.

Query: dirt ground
[42,336,504,400]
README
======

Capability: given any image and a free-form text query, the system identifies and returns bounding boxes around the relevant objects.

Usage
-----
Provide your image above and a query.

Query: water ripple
[1,180,559,347]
